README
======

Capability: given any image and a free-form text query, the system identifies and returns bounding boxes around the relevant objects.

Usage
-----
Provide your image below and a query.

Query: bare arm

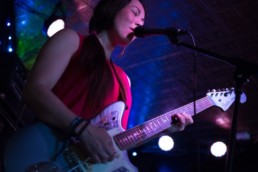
[23,29,80,130]
[23,29,116,163]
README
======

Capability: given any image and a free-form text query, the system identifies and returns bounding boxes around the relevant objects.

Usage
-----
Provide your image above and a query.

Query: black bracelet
[75,120,91,138]
[67,117,84,138]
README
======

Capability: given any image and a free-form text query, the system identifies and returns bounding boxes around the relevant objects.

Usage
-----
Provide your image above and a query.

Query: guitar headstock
[207,88,236,111]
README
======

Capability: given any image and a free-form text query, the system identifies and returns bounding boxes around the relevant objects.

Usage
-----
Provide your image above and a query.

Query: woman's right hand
[79,124,117,163]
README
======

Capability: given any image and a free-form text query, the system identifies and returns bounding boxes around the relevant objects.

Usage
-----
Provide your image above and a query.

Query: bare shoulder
[43,29,80,53]
[52,29,79,40]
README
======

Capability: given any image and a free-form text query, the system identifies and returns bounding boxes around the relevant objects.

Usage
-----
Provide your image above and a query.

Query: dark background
[1,0,258,172]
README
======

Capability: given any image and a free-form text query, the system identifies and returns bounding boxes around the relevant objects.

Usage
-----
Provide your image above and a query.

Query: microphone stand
[167,33,258,172]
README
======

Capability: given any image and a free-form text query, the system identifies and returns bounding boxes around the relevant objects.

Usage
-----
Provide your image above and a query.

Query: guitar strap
[110,59,128,110]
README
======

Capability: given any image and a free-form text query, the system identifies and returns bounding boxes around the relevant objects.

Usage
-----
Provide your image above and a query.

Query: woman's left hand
[166,113,194,133]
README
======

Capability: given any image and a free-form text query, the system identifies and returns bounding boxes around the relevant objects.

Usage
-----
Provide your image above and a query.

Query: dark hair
[79,0,133,116]
[79,34,112,116]
[89,0,132,33]
[80,0,144,116]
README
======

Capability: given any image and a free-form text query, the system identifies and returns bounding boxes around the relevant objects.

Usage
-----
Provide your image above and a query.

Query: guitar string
[47,60,128,171]
[115,96,212,150]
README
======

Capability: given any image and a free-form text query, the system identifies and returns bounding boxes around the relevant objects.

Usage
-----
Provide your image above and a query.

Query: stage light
[8,47,13,53]
[42,1,65,37]
[210,141,227,157]
[132,151,138,157]
[43,15,65,37]
[6,22,11,27]
[158,135,174,151]
[15,1,65,37]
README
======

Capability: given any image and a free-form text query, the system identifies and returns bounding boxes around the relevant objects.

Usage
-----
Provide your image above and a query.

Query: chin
[116,33,135,46]
[123,33,135,45]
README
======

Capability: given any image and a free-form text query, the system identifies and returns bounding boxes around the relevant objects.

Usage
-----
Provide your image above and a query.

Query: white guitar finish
[4,88,237,172]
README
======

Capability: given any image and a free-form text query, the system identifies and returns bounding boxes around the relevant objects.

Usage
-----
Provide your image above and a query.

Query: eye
[131,10,138,16]
[131,7,139,16]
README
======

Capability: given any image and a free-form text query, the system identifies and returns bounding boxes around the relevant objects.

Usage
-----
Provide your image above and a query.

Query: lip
[129,28,136,35]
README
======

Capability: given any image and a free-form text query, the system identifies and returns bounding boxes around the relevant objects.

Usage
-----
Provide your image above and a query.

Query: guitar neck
[114,96,213,150]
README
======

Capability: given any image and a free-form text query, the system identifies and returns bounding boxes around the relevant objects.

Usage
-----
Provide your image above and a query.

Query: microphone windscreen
[134,26,145,37]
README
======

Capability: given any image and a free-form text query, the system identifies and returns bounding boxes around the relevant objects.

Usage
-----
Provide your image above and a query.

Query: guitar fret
[157,118,165,128]
[5,90,235,172]
[116,127,144,149]
[145,125,150,132]
[150,121,157,131]
[164,97,213,117]
[114,95,222,150]
[125,131,136,146]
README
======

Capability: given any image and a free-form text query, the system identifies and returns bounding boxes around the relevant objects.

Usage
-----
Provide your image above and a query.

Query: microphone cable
[186,31,201,172]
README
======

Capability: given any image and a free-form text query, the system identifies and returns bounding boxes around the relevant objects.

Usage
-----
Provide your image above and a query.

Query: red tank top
[52,34,132,129]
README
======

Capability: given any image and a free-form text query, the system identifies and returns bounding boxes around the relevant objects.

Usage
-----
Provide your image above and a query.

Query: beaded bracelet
[67,117,84,138]
[75,120,91,138]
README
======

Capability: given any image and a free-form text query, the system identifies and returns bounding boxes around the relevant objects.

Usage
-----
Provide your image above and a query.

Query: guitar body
[4,101,138,172]
[4,89,236,172]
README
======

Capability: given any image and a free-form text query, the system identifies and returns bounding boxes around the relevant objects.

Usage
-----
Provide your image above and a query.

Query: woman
[23,0,193,165]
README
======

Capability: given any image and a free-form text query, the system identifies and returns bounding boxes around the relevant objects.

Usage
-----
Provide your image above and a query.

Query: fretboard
[114,96,213,150]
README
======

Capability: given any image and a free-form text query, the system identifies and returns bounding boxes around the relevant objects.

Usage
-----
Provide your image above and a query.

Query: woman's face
[110,0,145,46]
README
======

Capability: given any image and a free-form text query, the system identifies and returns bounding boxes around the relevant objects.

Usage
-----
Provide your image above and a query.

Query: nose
[136,23,142,26]
[135,22,143,29]
[135,23,140,28]
[134,17,144,28]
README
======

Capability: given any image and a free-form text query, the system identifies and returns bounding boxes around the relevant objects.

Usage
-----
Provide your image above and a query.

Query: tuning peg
[207,89,215,93]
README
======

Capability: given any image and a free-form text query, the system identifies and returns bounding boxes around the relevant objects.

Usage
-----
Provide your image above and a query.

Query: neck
[96,31,115,61]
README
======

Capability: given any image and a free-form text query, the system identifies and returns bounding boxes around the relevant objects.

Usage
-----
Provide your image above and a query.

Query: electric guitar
[4,88,237,172]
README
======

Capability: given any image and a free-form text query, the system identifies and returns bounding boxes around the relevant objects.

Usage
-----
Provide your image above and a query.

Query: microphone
[134,26,188,38]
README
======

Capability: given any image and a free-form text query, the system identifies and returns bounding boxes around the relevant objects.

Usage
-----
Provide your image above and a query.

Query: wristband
[75,120,91,137]
[67,117,84,138]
